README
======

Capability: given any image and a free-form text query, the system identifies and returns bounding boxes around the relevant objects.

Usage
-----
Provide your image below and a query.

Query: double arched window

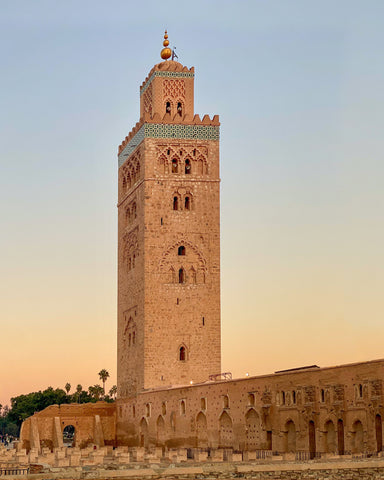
[172,193,192,211]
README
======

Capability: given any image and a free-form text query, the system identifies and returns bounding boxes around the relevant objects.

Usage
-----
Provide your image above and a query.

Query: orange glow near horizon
[2,2,384,408]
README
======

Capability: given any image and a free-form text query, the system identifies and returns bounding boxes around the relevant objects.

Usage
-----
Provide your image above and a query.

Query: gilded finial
[161,30,172,60]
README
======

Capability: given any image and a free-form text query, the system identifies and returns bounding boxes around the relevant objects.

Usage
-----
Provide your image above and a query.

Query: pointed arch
[139,418,148,448]
[284,420,296,453]
[352,420,364,453]
[376,414,382,452]
[171,157,179,173]
[165,99,173,115]
[185,158,191,174]
[196,412,208,447]
[168,266,175,283]
[337,419,345,455]
[156,415,166,445]
[159,240,207,272]
[219,411,233,448]
[324,420,336,453]
[309,420,316,459]
[245,408,262,451]
[189,266,197,284]
[178,267,186,284]
[178,344,187,361]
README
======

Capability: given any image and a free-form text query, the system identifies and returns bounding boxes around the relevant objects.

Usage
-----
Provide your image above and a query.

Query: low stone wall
[2,443,384,478]
[1,460,384,479]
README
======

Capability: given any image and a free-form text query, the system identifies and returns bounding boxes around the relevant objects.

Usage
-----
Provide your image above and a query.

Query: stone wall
[19,402,116,451]
[117,358,384,454]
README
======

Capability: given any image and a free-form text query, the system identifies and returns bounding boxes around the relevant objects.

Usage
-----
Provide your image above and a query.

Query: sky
[1,0,384,407]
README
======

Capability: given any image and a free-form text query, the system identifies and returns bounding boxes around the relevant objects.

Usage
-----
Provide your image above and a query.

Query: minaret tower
[117,32,221,398]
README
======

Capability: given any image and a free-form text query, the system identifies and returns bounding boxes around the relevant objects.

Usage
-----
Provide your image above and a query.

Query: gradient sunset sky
[1,0,384,407]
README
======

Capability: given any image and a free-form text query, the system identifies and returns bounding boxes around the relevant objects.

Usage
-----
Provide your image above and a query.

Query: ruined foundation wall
[20,402,116,451]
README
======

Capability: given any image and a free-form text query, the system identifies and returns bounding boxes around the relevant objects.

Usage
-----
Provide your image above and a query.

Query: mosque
[20,33,384,459]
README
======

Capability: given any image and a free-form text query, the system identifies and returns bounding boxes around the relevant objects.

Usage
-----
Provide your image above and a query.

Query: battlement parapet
[118,114,220,158]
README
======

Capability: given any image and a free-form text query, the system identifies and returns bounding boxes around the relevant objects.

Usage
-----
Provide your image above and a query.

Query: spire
[160,30,172,60]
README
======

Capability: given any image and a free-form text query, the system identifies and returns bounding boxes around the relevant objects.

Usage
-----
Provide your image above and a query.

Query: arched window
[321,389,325,402]
[180,400,186,415]
[190,267,197,284]
[282,391,286,405]
[145,403,151,417]
[248,393,255,406]
[177,102,182,116]
[359,384,363,398]
[162,402,167,415]
[172,159,178,173]
[201,398,206,410]
[178,268,185,284]
[185,159,191,174]
[292,390,296,404]
[185,196,190,210]
[223,395,229,408]
[166,101,171,114]
[173,196,178,210]
[178,246,186,256]
[179,346,186,361]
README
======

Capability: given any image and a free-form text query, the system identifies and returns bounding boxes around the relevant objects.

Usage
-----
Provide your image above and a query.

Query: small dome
[157,60,183,70]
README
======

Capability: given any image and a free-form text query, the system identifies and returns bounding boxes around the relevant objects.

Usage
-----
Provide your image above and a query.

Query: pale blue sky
[1,0,383,405]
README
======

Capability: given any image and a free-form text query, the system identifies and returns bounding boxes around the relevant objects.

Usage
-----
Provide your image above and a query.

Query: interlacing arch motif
[156,144,208,175]
[120,149,142,197]
[163,79,186,100]
[125,200,137,226]
[123,316,137,348]
[159,239,207,285]
[142,83,152,114]
[122,227,139,272]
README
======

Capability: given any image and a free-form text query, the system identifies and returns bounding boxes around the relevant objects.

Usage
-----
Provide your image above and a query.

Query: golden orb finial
[161,30,172,60]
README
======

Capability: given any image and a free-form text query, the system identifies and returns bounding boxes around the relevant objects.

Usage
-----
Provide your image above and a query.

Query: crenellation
[16,43,384,472]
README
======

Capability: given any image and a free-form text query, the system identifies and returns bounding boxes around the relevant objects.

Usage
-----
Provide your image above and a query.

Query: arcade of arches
[116,360,384,455]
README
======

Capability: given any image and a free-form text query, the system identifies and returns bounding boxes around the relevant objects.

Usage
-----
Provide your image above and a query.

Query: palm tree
[88,384,104,401]
[64,383,71,395]
[76,384,82,403]
[98,369,110,395]
[109,385,117,400]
